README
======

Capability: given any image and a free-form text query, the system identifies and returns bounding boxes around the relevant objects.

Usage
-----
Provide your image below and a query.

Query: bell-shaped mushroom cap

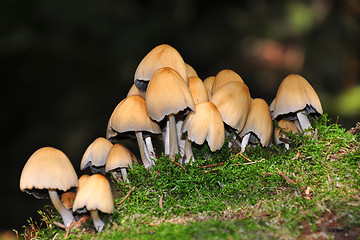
[72,174,114,214]
[272,74,323,120]
[105,144,135,172]
[181,101,225,151]
[134,44,188,88]
[78,174,90,190]
[20,147,78,195]
[210,81,251,132]
[274,119,299,145]
[203,76,215,98]
[185,63,198,78]
[188,76,209,104]
[146,67,196,122]
[212,69,244,94]
[80,137,113,171]
[107,95,162,138]
[127,83,146,99]
[239,98,273,147]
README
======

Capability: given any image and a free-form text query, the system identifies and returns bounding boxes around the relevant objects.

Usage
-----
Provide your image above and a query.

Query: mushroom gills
[134,79,149,92]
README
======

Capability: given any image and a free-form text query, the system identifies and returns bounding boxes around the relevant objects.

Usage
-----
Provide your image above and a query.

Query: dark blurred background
[1,0,359,236]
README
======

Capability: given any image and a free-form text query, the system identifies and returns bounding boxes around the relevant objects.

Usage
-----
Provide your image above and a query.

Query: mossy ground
[19,116,360,239]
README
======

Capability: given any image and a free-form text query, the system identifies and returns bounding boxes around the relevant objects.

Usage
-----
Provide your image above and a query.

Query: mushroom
[238,98,273,153]
[211,69,244,95]
[105,143,136,183]
[203,76,215,98]
[20,147,78,226]
[80,137,113,174]
[134,44,188,91]
[72,174,114,232]
[181,101,225,163]
[272,74,323,131]
[107,95,161,169]
[145,67,195,160]
[188,76,209,104]
[185,63,198,78]
[274,119,299,150]
[210,81,251,138]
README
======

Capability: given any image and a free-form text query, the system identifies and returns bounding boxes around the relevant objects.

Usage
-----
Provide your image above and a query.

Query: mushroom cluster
[19,44,323,233]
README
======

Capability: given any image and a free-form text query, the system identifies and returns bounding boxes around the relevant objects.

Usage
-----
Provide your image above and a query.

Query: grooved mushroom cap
[212,69,244,94]
[210,81,251,132]
[107,95,162,138]
[134,44,188,86]
[239,98,273,147]
[272,74,323,120]
[181,101,225,151]
[188,76,209,104]
[185,63,198,78]
[80,137,113,170]
[20,147,78,196]
[73,174,114,214]
[274,119,299,145]
[105,144,135,172]
[146,67,195,122]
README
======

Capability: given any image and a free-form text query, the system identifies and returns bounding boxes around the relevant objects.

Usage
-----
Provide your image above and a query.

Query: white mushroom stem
[176,118,186,158]
[184,138,194,164]
[296,110,311,131]
[240,132,251,153]
[135,131,153,169]
[120,168,129,183]
[48,189,74,227]
[168,114,179,159]
[163,120,170,155]
[144,136,156,161]
[293,119,302,132]
[143,143,155,167]
[110,171,122,183]
[284,143,290,150]
[90,209,105,233]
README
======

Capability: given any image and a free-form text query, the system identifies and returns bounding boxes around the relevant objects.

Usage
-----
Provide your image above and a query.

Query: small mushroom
[80,137,113,174]
[181,101,225,163]
[146,67,195,160]
[20,147,78,227]
[274,119,299,150]
[105,144,136,183]
[107,95,161,169]
[203,76,215,98]
[211,69,244,95]
[72,174,114,232]
[134,44,188,91]
[188,76,209,104]
[185,63,198,78]
[239,98,273,152]
[272,74,323,131]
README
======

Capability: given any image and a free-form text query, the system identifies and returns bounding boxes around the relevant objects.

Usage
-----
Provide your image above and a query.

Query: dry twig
[197,163,224,168]
[277,168,297,185]
[117,186,136,205]
[291,150,301,160]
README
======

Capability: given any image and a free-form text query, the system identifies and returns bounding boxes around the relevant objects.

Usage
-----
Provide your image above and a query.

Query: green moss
[24,115,360,239]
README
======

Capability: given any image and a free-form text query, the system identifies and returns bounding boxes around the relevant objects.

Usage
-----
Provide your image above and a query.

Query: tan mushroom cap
[107,95,162,138]
[73,174,114,214]
[146,67,195,122]
[182,101,225,151]
[212,69,244,94]
[105,144,135,172]
[239,98,273,147]
[185,63,198,78]
[188,76,209,104]
[80,137,113,170]
[274,119,299,145]
[203,76,215,98]
[272,74,323,119]
[127,83,146,99]
[20,147,78,192]
[134,44,188,84]
[210,81,251,132]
